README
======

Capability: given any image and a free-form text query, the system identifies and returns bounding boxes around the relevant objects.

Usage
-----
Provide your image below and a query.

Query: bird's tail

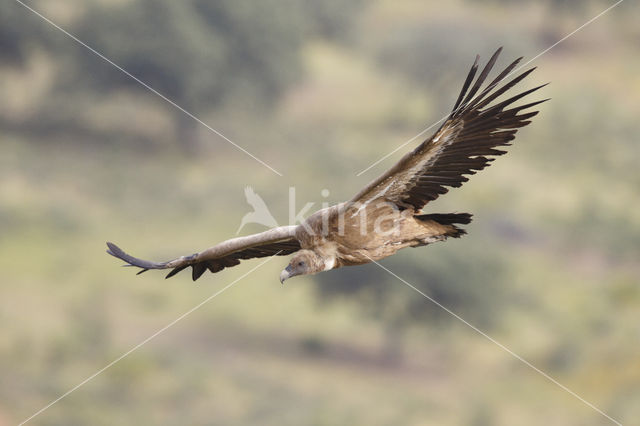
[414,212,472,238]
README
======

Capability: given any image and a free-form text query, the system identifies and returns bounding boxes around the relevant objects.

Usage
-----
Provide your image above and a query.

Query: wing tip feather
[106,241,169,272]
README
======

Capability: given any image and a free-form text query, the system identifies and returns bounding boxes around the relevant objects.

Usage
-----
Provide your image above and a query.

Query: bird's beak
[279,265,293,284]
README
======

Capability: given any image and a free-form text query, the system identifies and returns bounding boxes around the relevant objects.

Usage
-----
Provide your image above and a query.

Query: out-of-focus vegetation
[1,0,639,425]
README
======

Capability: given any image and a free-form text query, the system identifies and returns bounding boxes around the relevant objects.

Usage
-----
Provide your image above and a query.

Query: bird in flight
[107,47,547,283]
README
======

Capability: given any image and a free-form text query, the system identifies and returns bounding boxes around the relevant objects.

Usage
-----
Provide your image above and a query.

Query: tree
[62,0,366,152]
[0,1,49,65]
[61,0,294,151]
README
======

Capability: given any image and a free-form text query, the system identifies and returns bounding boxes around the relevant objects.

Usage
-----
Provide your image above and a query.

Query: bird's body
[107,47,547,283]
[294,202,468,268]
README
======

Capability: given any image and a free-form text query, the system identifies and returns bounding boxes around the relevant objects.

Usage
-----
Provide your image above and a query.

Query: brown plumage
[107,47,547,283]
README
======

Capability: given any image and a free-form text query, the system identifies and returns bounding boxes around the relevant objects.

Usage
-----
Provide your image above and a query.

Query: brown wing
[107,226,300,281]
[352,47,548,210]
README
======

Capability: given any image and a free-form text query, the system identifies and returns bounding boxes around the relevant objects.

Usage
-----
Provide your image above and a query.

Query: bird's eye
[298,261,305,267]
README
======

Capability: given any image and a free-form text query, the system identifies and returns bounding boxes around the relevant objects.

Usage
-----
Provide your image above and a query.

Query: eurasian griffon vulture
[107,48,547,283]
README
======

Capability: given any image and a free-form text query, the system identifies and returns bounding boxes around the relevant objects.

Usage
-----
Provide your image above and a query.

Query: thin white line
[13,0,283,177]
[355,0,625,177]
[18,253,281,425]
[366,256,622,426]
[522,0,624,68]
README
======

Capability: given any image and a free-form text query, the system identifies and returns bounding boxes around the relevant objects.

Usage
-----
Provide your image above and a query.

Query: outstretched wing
[107,226,300,281]
[352,47,548,210]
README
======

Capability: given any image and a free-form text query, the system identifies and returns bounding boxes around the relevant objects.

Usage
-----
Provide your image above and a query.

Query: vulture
[107,47,547,283]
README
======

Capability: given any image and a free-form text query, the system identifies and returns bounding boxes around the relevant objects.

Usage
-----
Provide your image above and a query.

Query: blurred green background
[1,0,639,424]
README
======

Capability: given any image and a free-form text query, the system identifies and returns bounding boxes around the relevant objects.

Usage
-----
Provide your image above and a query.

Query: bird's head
[280,250,328,284]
